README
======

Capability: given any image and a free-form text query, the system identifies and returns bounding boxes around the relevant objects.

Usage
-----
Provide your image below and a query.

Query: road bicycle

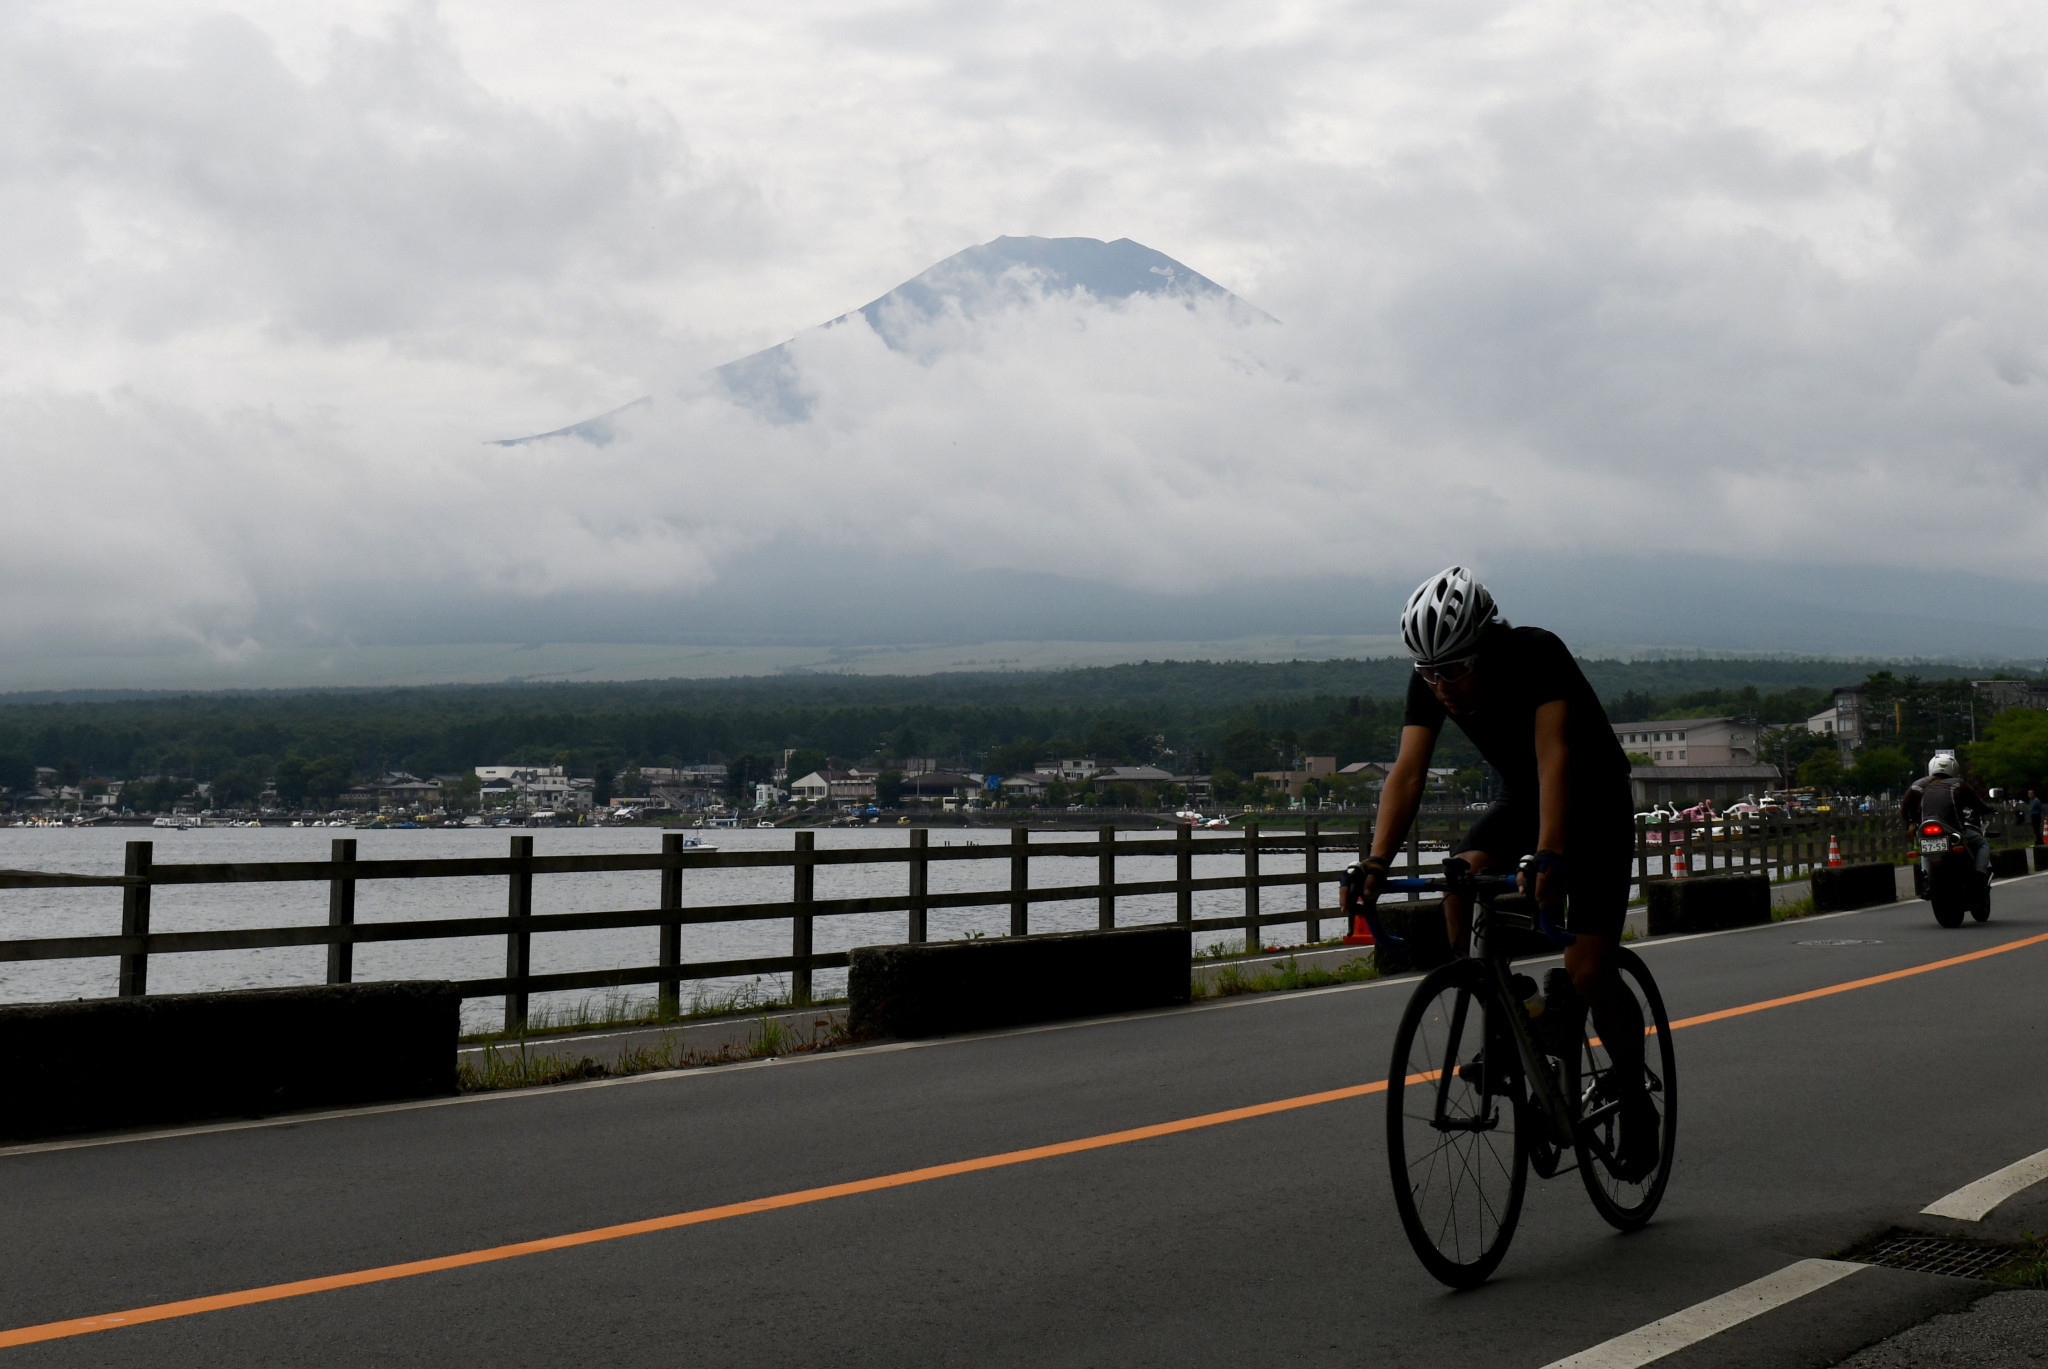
[1344,859,1677,1287]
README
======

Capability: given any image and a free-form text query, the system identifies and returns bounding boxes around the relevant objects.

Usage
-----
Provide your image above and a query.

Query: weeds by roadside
[460,980,803,1045]
[1771,896,1818,922]
[457,1014,857,1092]
[1995,1233,2048,1290]
[1195,953,1378,1000]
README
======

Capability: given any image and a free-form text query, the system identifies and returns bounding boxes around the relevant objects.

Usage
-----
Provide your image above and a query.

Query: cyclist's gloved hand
[1519,850,1568,911]
[1342,856,1392,909]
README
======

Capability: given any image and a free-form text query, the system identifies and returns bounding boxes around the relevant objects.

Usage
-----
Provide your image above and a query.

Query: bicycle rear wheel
[1574,947,1677,1230]
[1386,959,1529,1288]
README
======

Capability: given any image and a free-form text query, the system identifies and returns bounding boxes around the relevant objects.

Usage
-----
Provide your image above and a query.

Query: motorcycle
[1915,818,1990,928]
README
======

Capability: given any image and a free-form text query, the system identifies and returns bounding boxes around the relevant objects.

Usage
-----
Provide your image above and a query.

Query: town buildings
[1611,717,1758,766]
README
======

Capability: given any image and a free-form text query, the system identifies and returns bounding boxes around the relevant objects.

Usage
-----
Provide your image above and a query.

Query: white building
[1611,717,1757,766]
[788,769,878,804]
[1806,707,1846,736]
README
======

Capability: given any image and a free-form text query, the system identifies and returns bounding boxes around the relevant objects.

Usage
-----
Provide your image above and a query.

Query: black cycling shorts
[1456,799,1632,944]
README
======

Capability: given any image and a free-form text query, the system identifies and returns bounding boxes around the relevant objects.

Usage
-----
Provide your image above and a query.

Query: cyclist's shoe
[1612,1090,1661,1182]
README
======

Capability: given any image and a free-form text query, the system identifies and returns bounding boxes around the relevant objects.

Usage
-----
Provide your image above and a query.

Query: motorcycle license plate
[1919,837,1950,853]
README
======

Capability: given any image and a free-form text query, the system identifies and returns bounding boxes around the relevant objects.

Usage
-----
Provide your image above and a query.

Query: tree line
[0,656,2027,810]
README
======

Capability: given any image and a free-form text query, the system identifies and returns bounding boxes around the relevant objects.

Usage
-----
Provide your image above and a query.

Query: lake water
[0,827,1364,1031]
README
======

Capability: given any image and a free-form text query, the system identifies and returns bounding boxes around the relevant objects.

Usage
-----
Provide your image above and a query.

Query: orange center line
[6,929,2047,1351]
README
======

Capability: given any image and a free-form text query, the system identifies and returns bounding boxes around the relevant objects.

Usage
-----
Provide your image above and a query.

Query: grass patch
[1195,953,1379,1000]
[1995,1233,2048,1290]
[1771,895,1818,922]
[460,980,811,1045]
[458,1013,857,1092]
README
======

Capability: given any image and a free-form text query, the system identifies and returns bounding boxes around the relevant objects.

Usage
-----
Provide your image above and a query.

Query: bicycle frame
[1367,862,1584,1150]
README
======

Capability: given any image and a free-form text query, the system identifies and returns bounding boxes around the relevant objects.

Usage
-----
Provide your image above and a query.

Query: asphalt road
[4,876,2048,1367]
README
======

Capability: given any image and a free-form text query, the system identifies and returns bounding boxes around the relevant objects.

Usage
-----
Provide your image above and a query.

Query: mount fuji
[498,235,1270,442]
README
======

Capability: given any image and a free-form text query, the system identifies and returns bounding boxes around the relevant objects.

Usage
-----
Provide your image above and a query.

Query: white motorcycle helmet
[1928,752,1961,780]
[1400,566,1498,665]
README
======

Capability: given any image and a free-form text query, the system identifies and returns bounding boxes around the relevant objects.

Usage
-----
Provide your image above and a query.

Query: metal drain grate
[1860,1235,2016,1279]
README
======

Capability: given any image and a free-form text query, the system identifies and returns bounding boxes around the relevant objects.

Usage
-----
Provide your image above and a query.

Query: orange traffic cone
[1827,834,1844,868]
[1670,845,1687,879]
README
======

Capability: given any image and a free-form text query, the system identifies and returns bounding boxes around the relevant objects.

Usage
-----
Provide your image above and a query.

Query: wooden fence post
[1406,821,1422,901]
[908,828,929,943]
[118,840,152,998]
[326,837,356,986]
[504,834,534,1033]
[1243,821,1261,953]
[1097,826,1116,930]
[1175,823,1193,925]
[658,832,684,1016]
[1009,826,1029,936]
[1305,818,1321,943]
[792,831,815,1005]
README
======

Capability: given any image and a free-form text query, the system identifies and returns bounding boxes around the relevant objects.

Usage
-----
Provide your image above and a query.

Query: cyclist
[1352,566,1658,1178]
[1903,753,1991,878]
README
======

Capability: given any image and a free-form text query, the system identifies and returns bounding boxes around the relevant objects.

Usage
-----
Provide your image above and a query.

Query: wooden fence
[0,810,2027,1030]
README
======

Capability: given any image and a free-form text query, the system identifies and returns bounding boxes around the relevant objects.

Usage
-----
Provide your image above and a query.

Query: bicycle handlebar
[1340,863,1575,950]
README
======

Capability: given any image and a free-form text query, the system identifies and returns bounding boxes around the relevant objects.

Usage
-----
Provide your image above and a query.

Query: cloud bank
[5,0,2048,670]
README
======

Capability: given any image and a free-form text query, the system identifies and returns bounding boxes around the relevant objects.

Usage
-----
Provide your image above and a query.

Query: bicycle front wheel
[1574,946,1677,1230]
[1386,958,1529,1288]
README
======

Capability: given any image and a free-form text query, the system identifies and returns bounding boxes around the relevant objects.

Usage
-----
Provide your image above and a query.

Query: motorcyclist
[1902,753,1991,877]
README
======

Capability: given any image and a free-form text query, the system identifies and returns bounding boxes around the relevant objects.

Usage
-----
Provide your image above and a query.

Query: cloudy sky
[6,0,2048,679]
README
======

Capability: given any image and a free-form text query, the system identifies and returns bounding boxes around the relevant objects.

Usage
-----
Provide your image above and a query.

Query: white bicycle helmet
[1400,566,1498,665]
[1928,752,1961,779]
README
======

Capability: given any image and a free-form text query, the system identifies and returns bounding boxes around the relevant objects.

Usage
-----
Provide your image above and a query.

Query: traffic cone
[1341,914,1376,946]
[1827,834,1844,868]
[1670,845,1687,879]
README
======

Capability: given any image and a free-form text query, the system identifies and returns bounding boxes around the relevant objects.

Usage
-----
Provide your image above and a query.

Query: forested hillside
[0,656,2016,799]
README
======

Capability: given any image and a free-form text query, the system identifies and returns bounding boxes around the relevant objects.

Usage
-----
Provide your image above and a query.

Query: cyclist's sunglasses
[1415,656,1479,686]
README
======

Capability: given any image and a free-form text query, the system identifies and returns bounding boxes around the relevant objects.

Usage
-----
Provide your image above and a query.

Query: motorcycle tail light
[1921,823,1944,835]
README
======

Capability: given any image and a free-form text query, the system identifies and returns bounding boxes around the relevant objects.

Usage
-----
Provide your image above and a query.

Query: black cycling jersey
[1403,623,1633,830]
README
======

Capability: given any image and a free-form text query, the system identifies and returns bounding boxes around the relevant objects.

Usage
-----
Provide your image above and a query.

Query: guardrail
[0,810,2025,1030]
[1626,811,2030,883]
[0,824,1379,1031]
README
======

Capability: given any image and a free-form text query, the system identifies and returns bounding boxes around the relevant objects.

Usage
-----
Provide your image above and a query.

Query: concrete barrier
[2034,845,2048,873]
[1647,874,1771,936]
[0,980,460,1142]
[1811,862,1899,913]
[848,925,1190,1040]
[1367,899,1451,975]
[1367,896,1558,975]
[1992,848,2030,879]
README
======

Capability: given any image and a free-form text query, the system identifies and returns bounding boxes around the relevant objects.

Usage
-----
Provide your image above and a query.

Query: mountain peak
[498,236,1265,442]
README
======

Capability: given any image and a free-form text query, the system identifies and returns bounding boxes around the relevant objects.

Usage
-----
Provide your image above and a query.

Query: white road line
[1923,1144,2048,1221]
[1539,1259,1863,1369]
